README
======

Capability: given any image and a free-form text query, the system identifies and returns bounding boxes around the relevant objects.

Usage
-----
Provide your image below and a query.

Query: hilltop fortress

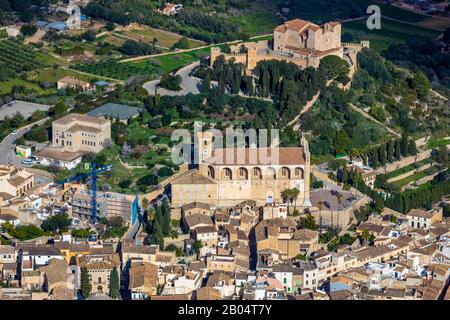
[211,18,369,71]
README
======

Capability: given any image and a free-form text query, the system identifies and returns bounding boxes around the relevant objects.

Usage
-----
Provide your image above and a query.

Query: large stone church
[171,132,312,208]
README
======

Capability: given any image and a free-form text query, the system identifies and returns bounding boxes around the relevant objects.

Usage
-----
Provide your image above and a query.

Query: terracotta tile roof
[53,113,109,126]
[66,124,101,134]
[407,209,436,219]
[171,171,216,185]
[204,147,305,166]
[181,201,211,212]
[275,19,312,33]
[184,214,214,229]
[35,148,82,162]
[129,262,158,289]
[195,286,221,300]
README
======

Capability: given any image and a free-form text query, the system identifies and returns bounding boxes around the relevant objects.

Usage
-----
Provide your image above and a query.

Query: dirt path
[61,66,124,83]
[349,103,401,138]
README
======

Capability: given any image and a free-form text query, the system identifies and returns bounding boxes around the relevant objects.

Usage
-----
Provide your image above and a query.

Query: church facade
[171,132,311,208]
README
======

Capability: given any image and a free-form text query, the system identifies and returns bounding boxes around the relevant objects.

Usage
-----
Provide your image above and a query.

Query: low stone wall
[376,150,431,175]
[387,163,432,183]
[25,168,55,179]
[309,194,370,229]
[163,234,190,248]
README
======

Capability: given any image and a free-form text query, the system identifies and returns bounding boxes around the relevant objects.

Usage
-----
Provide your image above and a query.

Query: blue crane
[58,163,113,224]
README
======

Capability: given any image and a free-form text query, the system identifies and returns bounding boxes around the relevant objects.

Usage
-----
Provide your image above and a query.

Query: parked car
[21,159,33,165]
[11,130,18,135]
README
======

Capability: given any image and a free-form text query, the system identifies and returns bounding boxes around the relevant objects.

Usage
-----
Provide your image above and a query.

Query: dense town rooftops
[184,214,214,229]
[121,243,158,255]
[129,262,158,289]
[181,201,211,211]
[407,209,437,219]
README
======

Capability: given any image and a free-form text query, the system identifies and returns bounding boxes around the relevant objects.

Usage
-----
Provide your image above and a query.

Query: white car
[11,130,18,135]
[21,159,33,165]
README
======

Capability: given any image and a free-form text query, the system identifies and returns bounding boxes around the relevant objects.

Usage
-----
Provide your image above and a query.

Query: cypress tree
[401,134,409,157]
[408,140,417,156]
[387,140,395,163]
[218,73,226,94]
[371,148,379,168]
[203,70,211,93]
[80,267,91,300]
[109,266,120,299]
[247,76,254,96]
[379,144,387,166]
[394,139,402,160]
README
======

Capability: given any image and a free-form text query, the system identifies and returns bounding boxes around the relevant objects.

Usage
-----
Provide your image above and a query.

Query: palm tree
[291,188,300,212]
[281,189,292,214]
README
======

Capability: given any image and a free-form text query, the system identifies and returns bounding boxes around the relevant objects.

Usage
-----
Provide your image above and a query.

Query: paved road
[0,117,49,167]
[143,61,203,96]
[0,101,51,121]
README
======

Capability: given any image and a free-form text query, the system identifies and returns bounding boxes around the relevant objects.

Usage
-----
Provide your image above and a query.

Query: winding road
[143,61,203,96]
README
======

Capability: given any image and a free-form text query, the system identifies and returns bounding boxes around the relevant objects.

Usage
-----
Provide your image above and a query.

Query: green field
[427,137,450,149]
[229,11,281,35]
[71,59,160,80]
[116,28,205,49]
[34,68,99,84]
[0,39,46,73]
[382,158,431,181]
[343,17,441,51]
[391,165,440,189]
[0,78,52,95]
[352,0,428,22]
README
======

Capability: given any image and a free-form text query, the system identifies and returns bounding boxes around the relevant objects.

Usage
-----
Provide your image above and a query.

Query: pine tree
[109,266,120,299]
[80,267,92,300]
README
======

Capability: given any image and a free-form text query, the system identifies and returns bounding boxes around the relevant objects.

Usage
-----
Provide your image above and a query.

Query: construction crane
[58,163,113,224]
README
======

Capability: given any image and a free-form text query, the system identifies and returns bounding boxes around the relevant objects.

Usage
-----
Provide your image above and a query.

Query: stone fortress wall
[210,19,370,72]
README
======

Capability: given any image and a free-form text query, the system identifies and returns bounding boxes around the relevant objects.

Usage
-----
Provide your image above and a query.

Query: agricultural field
[382,158,432,182]
[391,165,441,189]
[33,68,101,84]
[0,39,46,74]
[343,17,441,51]
[115,27,206,49]
[71,60,160,81]
[228,10,281,35]
[427,137,450,149]
[73,46,210,80]
[0,78,51,95]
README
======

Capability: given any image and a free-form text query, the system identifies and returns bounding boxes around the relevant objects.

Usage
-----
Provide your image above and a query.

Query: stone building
[52,113,111,154]
[171,132,311,208]
[0,165,34,198]
[210,18,368,71]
